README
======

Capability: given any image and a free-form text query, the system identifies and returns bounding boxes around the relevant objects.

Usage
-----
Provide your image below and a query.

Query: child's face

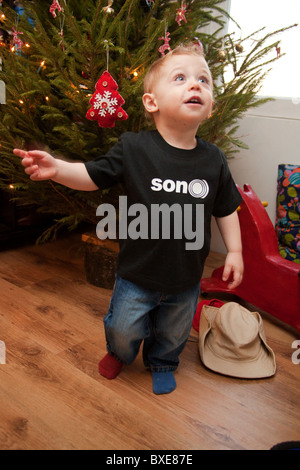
[144,54,214,129]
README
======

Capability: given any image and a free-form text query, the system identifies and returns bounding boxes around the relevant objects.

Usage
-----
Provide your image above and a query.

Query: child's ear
[142,93,158,114]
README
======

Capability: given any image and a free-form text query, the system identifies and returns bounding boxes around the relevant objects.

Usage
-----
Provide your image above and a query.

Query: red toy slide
[201,184,300,336]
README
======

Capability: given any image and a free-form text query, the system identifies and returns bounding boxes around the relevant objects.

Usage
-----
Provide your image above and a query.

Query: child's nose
[188,78,201,91]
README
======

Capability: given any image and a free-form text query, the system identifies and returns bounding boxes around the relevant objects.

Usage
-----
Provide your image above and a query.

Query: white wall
[211,98,300,253]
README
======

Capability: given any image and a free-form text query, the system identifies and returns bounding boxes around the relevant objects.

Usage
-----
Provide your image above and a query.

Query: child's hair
[143,42,212,120]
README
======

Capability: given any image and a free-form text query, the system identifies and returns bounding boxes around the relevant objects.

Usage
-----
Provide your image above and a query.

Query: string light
[129,67,143,81]
[19,99,24,105]
[37,60,46,73]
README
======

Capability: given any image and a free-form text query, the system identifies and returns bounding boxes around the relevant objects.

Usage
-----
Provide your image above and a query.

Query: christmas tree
[0,0,295,241]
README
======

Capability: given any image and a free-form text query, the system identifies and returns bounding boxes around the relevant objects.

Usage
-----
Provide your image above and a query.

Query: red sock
[98,353,123,380]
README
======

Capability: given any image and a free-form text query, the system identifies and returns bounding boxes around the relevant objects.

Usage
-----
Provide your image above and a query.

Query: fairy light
[37,60,46,74]
[19,99,24,105]
[45,96,49,101]
[129,67,143,81]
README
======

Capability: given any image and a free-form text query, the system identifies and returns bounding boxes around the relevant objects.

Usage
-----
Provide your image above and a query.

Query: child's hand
[222,251,244,290]
[13,149,58,181]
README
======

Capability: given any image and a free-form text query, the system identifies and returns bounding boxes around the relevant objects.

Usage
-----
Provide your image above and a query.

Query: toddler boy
[14,43,243,394]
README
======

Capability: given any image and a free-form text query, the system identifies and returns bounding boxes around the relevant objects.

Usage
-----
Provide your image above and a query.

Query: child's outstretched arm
[13,149,98,191]
[215,211,244,289]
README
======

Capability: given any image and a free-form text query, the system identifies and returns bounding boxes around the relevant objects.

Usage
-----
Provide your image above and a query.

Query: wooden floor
[0,233,299,450]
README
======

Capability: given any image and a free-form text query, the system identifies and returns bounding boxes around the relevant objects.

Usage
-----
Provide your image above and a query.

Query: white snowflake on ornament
[93,91,119,117]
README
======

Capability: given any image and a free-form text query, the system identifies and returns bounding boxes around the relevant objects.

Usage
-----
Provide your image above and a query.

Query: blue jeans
[103,275,200,372]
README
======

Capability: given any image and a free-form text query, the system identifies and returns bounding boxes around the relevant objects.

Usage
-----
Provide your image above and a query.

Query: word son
[96,196,204,251]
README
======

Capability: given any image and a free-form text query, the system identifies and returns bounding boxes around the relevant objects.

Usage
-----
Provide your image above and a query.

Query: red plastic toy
[201,184,300,336]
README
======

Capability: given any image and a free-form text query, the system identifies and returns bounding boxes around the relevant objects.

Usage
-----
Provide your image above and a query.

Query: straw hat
[199,302,276,379]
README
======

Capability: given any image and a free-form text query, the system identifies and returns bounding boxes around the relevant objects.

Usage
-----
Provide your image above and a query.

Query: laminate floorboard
[0,234,299,450]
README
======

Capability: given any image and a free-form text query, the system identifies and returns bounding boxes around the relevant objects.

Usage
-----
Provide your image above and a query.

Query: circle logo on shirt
[188,179,209,198]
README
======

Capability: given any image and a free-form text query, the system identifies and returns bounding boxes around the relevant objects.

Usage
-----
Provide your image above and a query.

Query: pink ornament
[158,32,171,56]
[176,3,187,26]
[276,45,281,59]
[12,26,24,50]
[193,37,204,53]
[49,0,64,18]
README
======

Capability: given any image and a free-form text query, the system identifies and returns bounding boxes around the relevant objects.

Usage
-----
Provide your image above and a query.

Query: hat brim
[199,305,276,379]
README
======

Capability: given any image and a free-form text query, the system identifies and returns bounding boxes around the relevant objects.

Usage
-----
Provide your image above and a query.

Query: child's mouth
[185,96,203,105]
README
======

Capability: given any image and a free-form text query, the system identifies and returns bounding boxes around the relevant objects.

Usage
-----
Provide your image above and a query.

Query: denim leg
[143,283,200,372]
[142,305,159,367]
[103,275,200,371]
[103,276,158,365]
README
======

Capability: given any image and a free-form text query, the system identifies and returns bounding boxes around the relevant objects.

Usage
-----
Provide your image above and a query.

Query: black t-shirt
[85,130,242,294]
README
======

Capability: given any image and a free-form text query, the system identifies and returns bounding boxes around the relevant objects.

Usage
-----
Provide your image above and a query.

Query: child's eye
[175,74,185,81]
[199,76,209,84]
